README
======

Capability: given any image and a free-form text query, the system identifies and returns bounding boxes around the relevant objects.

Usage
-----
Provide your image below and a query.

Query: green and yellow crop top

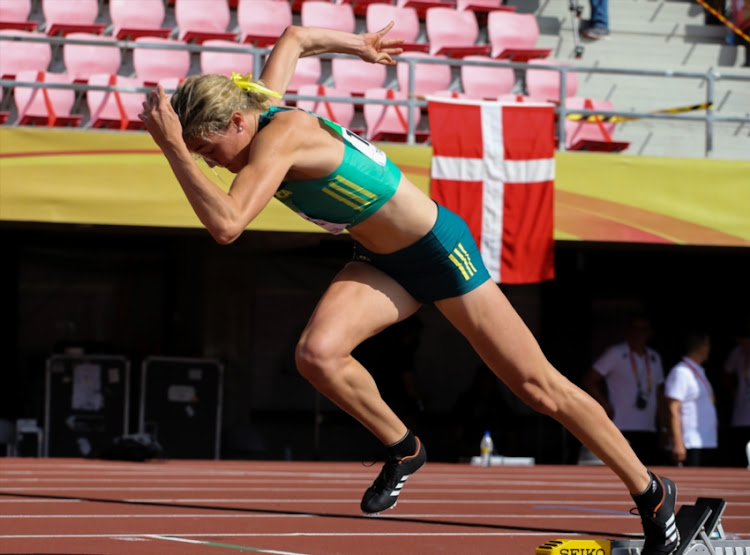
[259,106,402,234]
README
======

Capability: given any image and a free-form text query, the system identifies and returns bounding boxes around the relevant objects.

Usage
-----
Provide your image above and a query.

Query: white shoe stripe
[665,514,675,526]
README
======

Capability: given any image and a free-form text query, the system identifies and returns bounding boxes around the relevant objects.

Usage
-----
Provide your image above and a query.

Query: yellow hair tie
[230,72,282,98]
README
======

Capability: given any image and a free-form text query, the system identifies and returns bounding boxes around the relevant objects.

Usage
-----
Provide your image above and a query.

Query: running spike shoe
[632,472,680,555]
[360,437,426,515]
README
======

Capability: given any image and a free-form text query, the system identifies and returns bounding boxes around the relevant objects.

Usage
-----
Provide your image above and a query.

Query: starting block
[536,498,750,555]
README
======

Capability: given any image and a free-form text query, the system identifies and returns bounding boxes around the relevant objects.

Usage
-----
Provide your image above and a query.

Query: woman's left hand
[139,85,184,151]
[359,21,404,65]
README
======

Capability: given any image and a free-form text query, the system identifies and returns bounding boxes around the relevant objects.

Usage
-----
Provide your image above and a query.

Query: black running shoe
[360,437,426,514]
[632,472,679,555]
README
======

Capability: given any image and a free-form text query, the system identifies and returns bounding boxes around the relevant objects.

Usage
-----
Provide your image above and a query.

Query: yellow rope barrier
[565,102,715,123]
[694,0,750,43]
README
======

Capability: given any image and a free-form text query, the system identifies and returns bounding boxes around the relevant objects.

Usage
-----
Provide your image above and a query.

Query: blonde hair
[170,74,276,140]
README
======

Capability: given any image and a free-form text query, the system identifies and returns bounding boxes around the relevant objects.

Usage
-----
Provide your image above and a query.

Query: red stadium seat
[285,56,322,94]
[175,0,237,43]
[63,32,121,83]
[42,0,105,36]
[331,57,387,96]
[301,1,355,33]
[564,97,630,152]
[397,0,457,20]
[396,52,452,98]
[455,0,515,24]
[109,0,171,40]
[0,30,51,79]
[460,55,515,100]
[201,40,255,77]
[366,4,428,53]
[13,70,82,127]
[133,37,191,86]
[336,0,392,17]
[237,0,291,47]
[425,7,489,57]
[87,74,147,130]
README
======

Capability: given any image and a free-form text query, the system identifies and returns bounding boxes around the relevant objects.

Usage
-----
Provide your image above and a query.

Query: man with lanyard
[665,330,718,467]
[583,314,667,465]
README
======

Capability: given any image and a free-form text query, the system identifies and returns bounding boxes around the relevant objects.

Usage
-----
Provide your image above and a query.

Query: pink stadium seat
[13,70,82,127]
[425,7,489,57]
[301,2,355,33]
[296,84,355,129]
[525,59,578,103]
[460,55,515,100]
[331,57,387,96]
[363,88,428,143]
[63,33,121,82]
[175,0,237,43]
[201,40,255,77]
[109,0,171,40]
[455,0,515,23]
[133,37,191,86]
[285,56,322,94]
[487,12,551,61]
[396,52,452,97]
[397,0,457,20]
[42,0,105,36]
[0,0,37,31]
[0,30,51,78]
[87,73,147,130]
[337,0,392,17]
[563,97,630,152]
[237,0,292,47]
[366,4,428,53]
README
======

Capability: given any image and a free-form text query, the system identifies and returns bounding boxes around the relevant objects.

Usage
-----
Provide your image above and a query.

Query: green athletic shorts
[352,203,491,303]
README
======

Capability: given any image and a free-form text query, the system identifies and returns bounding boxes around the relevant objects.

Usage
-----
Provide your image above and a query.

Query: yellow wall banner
[1,127,749,246]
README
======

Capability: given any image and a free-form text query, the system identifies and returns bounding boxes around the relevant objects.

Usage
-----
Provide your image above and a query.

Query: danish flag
[428,99,556,284]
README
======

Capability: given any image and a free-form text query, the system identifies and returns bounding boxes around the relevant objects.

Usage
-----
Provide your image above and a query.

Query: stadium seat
[455,0,515,24]
[525,59,578,103]
[301,2,355,33]
[430,89,468,99]
[87,74,147,130]
[175,0,237,43]
[285,56,322,94]
[133,37,191,86]
[63,32,121,83]
[487,12,551,61]
[109,0,171,40]
[366,4,428,53]
[201,40,255,77]
[0,30,51,79]
[396,52,452,98]
[460,55,515,100]
[563,97,630,152]
[425,7,489,57]
[497,93,530,102]
[397,0,457,20]
[237,0,292,47]
[42,0,105,36]
[296,84,356,130]
[363,88,428,143]
[337,0,392,17]
[331,57,387,96]
[0,0,37,31]
[13,70,82,127]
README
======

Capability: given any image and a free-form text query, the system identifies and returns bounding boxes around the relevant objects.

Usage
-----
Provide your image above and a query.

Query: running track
[1,459,748,554]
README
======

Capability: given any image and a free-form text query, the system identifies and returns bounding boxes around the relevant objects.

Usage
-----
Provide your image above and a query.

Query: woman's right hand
[358,21,404,65]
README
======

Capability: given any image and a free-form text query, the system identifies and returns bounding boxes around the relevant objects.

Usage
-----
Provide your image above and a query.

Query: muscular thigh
[300,261,422,356]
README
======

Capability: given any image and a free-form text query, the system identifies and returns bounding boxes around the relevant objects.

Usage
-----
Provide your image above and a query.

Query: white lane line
[144,534,312,555]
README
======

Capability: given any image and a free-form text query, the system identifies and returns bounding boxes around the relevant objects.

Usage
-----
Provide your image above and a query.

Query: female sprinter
[139,23,679,555]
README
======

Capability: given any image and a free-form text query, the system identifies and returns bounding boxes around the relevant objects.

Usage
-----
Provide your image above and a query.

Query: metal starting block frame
[537,498,750,555]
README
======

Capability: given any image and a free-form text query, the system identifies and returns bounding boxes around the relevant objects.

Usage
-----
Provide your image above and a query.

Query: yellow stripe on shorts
[448,243,477,281]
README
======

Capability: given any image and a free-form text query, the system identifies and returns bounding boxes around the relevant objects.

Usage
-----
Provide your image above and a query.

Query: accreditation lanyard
[682,357,715,404]
[628,347,652,394]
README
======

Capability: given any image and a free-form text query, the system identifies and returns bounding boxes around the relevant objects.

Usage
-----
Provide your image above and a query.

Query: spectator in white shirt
[665,330,718,467]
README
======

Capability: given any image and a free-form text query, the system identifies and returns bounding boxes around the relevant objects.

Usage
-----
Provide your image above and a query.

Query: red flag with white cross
[428,98,555,284]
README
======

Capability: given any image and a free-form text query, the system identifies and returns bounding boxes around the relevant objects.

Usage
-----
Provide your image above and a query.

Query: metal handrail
[1,33,748,155]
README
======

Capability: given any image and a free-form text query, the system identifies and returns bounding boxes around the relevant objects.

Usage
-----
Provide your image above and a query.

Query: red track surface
[1,458,748,554]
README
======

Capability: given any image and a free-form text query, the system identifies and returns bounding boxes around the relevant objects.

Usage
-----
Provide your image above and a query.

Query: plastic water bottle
[480,430,494,467]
